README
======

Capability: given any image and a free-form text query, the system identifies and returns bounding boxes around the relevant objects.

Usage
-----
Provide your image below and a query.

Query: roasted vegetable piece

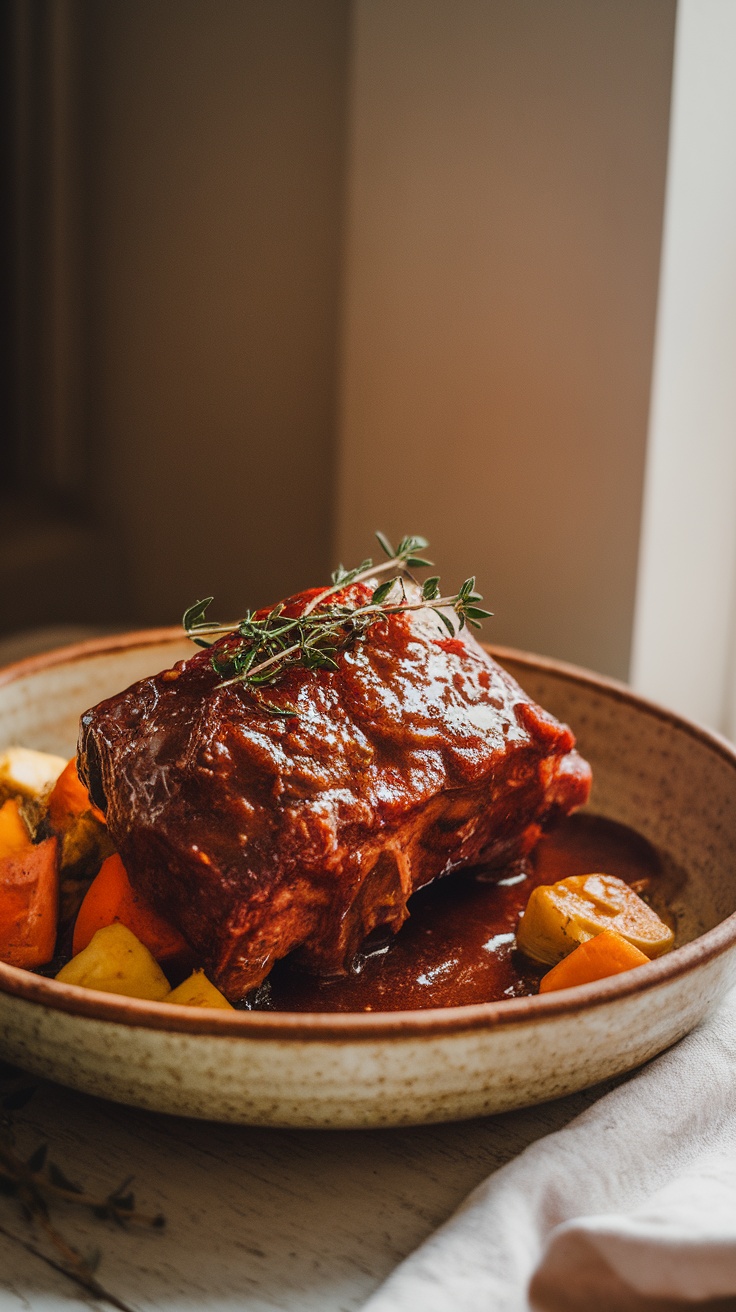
[0,798,32,858]
[55,923,170,1000]
[73,853,190,962]
[47,758,113,878]
[0,746,66,804]
[0,835,59,967]
[48,757,106,827]
[538,927,651,993]
[165,970,233,1009]
[516,872,674,966]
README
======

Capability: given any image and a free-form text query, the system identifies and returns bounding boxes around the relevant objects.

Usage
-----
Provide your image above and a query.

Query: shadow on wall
[4,0,350,637]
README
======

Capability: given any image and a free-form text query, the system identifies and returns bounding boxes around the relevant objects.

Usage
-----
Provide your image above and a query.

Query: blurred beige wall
[337,0,676,677]
[8,0,677,675]
[81,0,350,624]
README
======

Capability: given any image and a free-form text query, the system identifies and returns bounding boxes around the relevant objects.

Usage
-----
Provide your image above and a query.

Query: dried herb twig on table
[0,1062,164,1312]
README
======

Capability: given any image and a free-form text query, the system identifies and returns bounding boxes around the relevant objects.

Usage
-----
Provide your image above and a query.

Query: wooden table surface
[0,1072,622,1312]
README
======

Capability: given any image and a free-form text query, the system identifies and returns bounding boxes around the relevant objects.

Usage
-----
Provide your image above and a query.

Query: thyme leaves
[183,533,492,703]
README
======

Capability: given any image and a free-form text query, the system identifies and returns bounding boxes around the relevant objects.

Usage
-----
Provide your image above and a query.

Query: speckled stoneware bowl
[1,631,735,1128]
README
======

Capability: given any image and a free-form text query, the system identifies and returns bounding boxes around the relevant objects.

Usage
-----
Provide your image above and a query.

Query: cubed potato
[165,970,233,1009]
[0,798,32,859]
[55,923,170,1000]
[516,872,674,966]
[0,746,66,805]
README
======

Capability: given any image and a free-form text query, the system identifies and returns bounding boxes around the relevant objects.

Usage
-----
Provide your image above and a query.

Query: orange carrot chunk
[73,853,189,962]
[0,835,59,968]
[538,927,651,993]
[48,758,106,829]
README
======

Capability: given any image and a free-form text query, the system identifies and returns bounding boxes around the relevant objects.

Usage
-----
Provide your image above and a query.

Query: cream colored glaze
[0,632,735,1127]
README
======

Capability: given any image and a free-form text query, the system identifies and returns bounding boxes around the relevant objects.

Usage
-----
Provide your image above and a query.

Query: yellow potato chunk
[55,923,170,1000]
[0,798,31,859]
[165,970,233,1009]
[517,872,674,966]
[0,746,66,804]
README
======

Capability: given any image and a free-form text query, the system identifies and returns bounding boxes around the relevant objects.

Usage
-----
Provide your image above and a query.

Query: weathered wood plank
[0,1076,621,1310]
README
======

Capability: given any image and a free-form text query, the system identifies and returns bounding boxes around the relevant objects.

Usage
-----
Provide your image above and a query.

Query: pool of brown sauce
[252,813,681,1013]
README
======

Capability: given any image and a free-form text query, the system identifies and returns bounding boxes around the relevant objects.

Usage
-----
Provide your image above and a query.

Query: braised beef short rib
[78,585,591,1000]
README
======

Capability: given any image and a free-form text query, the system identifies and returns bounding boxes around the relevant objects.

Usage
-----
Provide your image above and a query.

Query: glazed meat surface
[78,584,591,1000]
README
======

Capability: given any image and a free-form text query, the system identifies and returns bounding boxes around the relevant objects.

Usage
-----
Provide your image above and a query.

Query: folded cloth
[363,987,736,1312]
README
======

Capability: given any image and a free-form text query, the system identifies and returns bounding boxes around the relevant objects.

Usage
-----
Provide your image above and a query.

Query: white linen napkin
[362,986,736,1312]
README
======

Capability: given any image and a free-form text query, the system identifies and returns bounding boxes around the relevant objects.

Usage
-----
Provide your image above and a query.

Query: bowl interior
[0,634,193,757]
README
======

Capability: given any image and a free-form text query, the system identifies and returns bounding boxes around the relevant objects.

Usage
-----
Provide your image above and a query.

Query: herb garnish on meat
[183,533,493,696]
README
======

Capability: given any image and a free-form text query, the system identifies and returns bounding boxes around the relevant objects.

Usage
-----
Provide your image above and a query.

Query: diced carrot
[73,853,189,962]
[538,927,651,993]
[0,835,59,968]
[0,798,31,859]
[48,758,106,829]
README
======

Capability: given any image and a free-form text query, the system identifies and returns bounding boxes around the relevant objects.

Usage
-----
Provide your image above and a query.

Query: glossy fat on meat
[78,584,591,1000]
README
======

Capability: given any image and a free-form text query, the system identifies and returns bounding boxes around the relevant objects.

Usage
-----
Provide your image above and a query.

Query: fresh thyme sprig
[183,533,492,700]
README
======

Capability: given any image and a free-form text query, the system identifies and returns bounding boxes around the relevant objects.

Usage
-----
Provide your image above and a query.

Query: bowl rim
[1,627,735,1042]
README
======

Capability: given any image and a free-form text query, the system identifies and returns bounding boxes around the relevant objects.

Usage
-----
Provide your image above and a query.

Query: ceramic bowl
[0,631,735,1128]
